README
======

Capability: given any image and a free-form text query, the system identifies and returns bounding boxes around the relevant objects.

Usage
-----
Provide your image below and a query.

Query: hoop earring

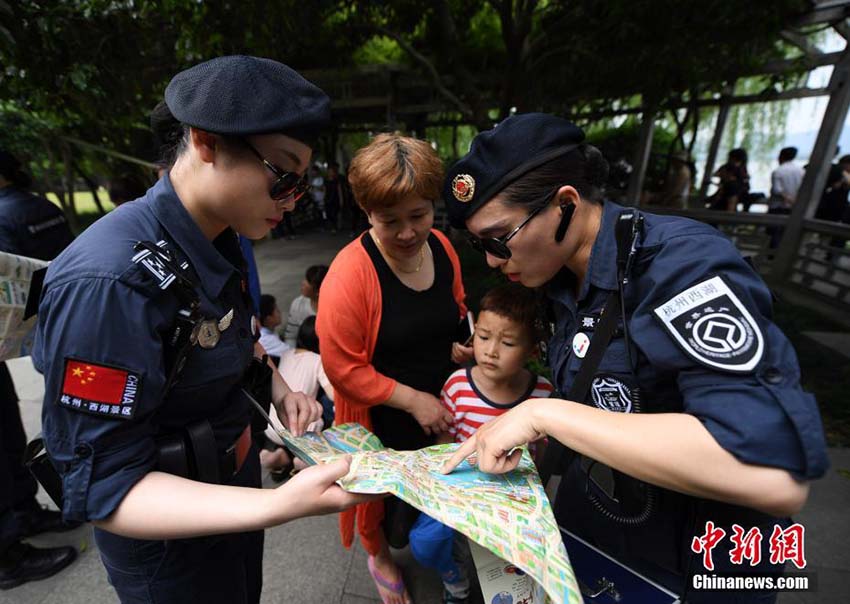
[554,203,575,243]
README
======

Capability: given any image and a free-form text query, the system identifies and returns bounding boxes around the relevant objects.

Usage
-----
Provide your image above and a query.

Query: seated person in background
[283,264,327,348]
[259,294,291,363]
[408,283,553,604]
[709,148,749,211]
[261,316,334,478]
[656,150,692,208]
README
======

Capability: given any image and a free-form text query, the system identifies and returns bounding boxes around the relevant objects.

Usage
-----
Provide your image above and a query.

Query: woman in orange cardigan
[316,134,471,604]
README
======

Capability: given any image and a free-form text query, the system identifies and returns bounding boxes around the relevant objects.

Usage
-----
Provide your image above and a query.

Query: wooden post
[772,47,850,280]
[698,87,733,202]
[626,107,655,206]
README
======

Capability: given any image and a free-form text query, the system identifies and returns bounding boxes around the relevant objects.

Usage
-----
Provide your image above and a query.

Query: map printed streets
[0,251,47,361]
[279,423,581,604]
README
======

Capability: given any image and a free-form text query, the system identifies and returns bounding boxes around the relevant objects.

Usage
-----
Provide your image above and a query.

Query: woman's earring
[554,202,575,243]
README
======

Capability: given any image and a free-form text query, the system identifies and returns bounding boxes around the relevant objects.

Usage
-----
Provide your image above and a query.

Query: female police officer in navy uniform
[31,56,372,603]
[442,114,828,603]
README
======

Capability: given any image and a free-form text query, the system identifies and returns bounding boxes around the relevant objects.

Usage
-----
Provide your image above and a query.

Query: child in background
[283,264,327,348]
[409,283,553,604]
[258,294,291,361]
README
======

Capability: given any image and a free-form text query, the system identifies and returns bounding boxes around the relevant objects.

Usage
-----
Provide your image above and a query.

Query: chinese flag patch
[59,359,141,420]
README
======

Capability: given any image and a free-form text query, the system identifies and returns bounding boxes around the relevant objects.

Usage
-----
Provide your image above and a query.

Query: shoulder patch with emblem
[132,240,189,290]
[591,374,633,413]
[653,275,764,373]
[59,358,141,420]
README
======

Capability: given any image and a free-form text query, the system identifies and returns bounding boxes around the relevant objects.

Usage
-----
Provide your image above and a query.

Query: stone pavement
[4,228,849,603]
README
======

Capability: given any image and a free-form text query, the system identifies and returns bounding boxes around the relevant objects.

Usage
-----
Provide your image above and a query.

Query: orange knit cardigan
[316,229,467,553]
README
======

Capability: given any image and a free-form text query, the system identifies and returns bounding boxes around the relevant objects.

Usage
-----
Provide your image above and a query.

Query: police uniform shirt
[31,175,255,522]
[0,186,74,260]
[547,201,829,574]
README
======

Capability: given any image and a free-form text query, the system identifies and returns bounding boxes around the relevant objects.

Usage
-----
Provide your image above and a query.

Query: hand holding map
[274,422,581,604]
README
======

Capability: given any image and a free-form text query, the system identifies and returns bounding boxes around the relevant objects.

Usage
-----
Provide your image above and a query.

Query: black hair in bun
[150,101,188,168]
[498,143,609,210]
[581,144,609,194]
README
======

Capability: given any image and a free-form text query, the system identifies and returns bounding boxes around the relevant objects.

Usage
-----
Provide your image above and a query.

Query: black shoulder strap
[537,291,620,485]
[132,240,203,393]
[538,210,640,486]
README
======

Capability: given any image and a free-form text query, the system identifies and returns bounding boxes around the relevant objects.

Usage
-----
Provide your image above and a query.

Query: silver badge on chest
[196,321,220,349]
[194,309,235,349]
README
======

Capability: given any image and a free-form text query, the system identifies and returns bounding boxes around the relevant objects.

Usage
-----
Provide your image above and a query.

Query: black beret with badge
[443,113,585,229]
[165,55,331,148]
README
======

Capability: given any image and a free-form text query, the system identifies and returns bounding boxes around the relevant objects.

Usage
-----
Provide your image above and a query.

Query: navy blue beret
[165,55,331,147]
[443,113,585,228]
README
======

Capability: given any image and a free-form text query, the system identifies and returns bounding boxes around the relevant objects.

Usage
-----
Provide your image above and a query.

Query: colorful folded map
[279,423,581,604]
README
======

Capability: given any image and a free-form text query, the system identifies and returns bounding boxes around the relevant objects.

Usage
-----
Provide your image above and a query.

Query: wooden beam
[762,50,841,74]
[61,136,157,169]
[780,30,824,58]
[832,18,850,39]
[570,86,829,122]
[772,46,850,280]
[791,1,850,27]
[626,108,655,206]
[698,95,732,201]
[330,96,391,110]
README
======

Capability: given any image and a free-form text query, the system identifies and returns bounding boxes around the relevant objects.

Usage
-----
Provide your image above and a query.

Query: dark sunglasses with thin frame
[241,140,311,202]
[466,202,547,260]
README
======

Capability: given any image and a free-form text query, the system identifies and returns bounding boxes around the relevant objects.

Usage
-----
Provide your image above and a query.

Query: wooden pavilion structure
[300,0,850,322]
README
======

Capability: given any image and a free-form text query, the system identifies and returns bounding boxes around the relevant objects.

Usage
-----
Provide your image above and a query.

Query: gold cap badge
[451,174,475,203]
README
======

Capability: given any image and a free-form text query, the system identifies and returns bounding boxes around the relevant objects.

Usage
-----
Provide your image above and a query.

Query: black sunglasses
[242,140,311,202]
[466,203,547,260]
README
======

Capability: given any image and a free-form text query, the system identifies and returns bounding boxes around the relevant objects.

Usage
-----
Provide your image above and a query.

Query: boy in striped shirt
[409,283,553,603]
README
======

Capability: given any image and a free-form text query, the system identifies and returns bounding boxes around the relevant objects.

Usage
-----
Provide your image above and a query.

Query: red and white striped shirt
[440,367,554,443]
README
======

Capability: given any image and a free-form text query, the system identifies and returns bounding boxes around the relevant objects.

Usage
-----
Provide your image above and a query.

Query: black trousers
[95,448,264,604]
[0,362,39,553]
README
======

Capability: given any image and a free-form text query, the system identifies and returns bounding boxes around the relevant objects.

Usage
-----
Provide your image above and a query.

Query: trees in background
[0,0,811,224]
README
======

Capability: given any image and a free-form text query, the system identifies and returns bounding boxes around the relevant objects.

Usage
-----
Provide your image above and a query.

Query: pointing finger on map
[442,434,477,474]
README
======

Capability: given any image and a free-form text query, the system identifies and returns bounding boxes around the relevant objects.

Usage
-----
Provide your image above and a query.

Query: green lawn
[45,189,116,233]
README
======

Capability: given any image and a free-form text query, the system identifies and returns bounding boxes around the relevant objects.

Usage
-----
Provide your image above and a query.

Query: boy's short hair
[259,294,276,324]
[479,283,542,343]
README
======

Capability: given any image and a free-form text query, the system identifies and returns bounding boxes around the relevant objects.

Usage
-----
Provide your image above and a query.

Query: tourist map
[0,251,46,361]
[280,423,582,604]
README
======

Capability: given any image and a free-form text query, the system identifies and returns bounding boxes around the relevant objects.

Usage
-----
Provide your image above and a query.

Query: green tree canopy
[0,0,813,221]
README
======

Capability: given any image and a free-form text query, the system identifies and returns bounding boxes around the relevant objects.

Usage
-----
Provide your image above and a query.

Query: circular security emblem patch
[590,374,633,413]
[572,332,590,358]
[653,275,764,373]
[451,174,475,202]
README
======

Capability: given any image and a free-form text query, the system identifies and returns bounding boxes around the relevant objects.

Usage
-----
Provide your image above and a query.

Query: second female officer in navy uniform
[30,56,373,603]
[442,114,829,603]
